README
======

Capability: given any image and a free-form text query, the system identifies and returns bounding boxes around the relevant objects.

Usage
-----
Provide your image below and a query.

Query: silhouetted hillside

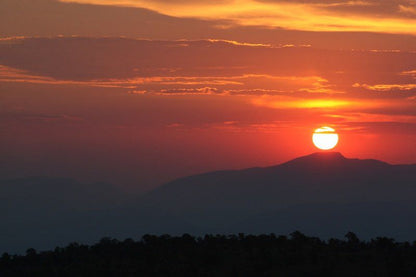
[136,152,416,237]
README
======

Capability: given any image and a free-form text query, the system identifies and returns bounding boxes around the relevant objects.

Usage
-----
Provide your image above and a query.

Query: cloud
[2,37,415,85]
[353,83,416,91]
[1,37,415,120]
[0,63,337,96]
[399,4,416,16]
[157,87,221,95]
[206,120,294,133]
[58,0,416,34]
[4,1,416,52]
[260,0,416,19]
[401,70,416,78]
[205,39,272,47]
[0,65,137,88]
[326,112,416,123]
[1,67,339,98]
[326,112,416,134]
[0,37,295,80]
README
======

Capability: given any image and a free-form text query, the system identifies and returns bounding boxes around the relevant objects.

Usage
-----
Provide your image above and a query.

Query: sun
[312,126,339,150]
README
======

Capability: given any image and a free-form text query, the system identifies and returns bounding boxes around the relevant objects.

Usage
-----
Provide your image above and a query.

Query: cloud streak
[0,65,336,96]
[353,83,416,92]
[59,0,416,34]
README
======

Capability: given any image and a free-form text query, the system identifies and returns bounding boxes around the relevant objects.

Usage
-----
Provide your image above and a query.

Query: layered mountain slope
[138,152,416,232]
[1,153,415,253]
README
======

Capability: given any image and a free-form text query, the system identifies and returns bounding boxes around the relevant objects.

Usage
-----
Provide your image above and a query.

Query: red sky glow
[1,0,415,191]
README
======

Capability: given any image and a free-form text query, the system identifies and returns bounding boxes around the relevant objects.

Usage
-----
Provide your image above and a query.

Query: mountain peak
[309,151,344,157]
[305,151,346,160]
[283,151,346,166]
[278,152,394,172]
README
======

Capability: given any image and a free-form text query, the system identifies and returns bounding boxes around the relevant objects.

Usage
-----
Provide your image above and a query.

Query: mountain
[135,152,416,237]
[1,153,415,253]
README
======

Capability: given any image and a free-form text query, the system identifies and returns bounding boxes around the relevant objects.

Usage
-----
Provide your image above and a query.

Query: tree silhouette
[1,232,416,276]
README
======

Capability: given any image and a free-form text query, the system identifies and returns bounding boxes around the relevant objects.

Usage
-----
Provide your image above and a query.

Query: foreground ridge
[2,232,416,276]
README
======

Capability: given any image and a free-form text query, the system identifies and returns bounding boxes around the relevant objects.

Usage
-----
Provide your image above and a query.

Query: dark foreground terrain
[1,232,416,276]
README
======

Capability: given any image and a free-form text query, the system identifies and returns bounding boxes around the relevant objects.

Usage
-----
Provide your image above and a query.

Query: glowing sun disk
[312,126,339,150]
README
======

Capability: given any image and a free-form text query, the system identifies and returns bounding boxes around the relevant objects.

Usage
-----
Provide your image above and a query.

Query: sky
[1,0,415,192]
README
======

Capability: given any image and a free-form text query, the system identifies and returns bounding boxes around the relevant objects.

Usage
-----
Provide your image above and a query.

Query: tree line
[1,232,416,276]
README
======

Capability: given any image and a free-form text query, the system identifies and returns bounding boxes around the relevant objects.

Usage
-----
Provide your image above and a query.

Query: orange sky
[0,0,415,191]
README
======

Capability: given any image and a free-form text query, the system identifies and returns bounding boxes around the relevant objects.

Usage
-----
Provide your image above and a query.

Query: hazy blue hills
[0,177,131,253]
[1,152,416,253]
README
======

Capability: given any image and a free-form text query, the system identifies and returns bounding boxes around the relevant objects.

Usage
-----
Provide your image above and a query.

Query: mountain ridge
[148,152,411,196]
[159,152,400,185]
[1,152,415,253]
[135,152,416,233]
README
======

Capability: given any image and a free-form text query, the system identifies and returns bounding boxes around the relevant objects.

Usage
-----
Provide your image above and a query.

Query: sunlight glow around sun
[312,126,339,150]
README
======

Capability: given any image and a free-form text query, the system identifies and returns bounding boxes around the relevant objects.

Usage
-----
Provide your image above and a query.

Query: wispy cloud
[323,111,416,134]
[59,0,416,34]
[0,65,137,88]
[399,4,416,16]
[353,83,416,91]
[326,112,416,123]
[401,70,416,78]
[0,65,336,96]
[206,120,295,133]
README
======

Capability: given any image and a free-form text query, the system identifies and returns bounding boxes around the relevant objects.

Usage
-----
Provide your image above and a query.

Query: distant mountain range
[1,152,415,253]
